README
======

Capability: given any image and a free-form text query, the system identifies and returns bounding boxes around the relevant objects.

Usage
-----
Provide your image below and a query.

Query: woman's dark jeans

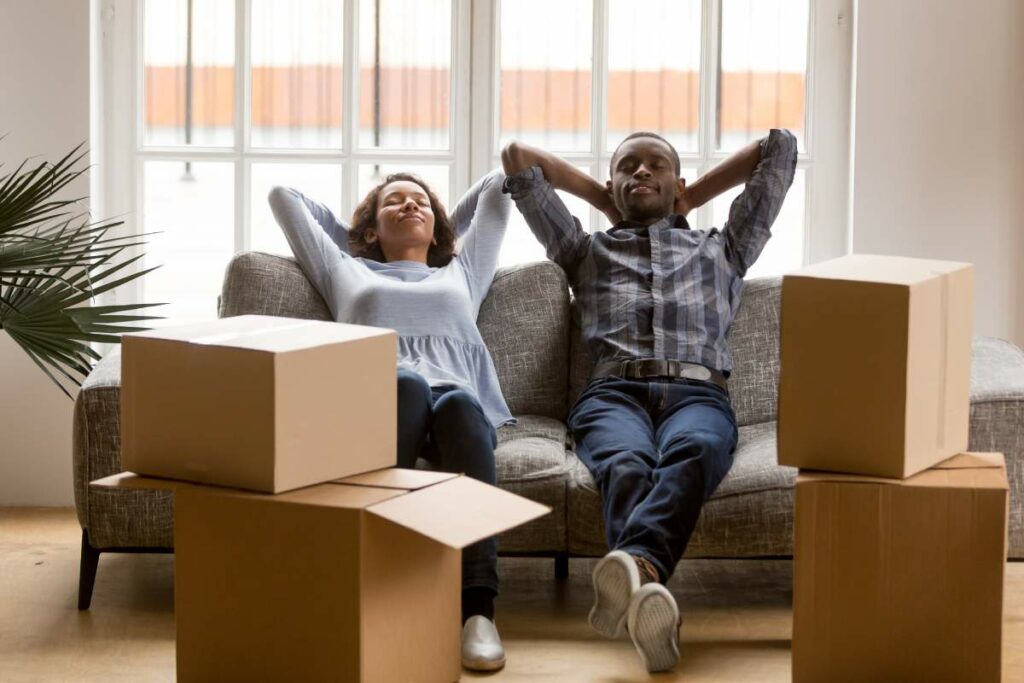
[396,369,499,594]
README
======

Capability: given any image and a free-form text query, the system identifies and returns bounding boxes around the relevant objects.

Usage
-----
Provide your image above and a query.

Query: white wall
[851,0,1024,345]
[0,0,90,505]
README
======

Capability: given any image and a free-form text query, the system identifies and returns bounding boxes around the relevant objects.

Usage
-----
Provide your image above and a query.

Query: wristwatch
[501,167,541,196]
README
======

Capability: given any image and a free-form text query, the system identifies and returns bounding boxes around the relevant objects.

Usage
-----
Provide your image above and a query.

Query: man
[501,128,797,672]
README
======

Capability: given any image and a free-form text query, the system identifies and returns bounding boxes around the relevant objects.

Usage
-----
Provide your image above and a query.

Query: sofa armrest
[968,336,1024,558]
[72,348,123,530]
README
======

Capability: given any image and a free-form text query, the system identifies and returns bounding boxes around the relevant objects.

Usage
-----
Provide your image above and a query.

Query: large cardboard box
[778,254,974,478]
[121,315,397,493]
[792,452,1008,683]
[93,468,549,683]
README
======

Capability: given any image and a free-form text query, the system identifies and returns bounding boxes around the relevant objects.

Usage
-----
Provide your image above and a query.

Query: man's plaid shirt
[504,128,798,376]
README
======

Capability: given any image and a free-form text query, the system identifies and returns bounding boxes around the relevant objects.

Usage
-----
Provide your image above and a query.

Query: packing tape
[189,320,324,346]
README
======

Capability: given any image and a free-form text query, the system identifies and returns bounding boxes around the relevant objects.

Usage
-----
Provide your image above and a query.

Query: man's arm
[500,141,595,276]
[717,129,799,276]
[502,141,620,224]
[677,139,764,215]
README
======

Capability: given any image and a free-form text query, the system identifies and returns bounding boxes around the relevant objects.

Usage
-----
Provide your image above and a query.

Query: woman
[268,169,512,672]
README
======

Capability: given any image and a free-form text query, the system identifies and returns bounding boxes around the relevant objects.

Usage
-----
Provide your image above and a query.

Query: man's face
[607,137,683,224]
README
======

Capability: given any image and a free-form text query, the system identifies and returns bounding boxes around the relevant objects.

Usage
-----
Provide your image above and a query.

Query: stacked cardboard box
[93,315,550,683]
[777,255,1008,682]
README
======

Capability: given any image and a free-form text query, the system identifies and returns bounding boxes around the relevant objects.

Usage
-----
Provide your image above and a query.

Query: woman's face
[367,180,436,258]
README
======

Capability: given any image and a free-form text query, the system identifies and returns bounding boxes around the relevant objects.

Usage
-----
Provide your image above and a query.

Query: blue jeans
[569,377,738,583]
[396,369,499,593]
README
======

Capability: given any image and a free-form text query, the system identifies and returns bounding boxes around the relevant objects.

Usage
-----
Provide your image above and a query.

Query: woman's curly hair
[348,173,457,267]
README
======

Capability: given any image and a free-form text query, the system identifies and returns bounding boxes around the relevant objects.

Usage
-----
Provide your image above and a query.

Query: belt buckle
[680,363,712,382]
[634,359,660,378]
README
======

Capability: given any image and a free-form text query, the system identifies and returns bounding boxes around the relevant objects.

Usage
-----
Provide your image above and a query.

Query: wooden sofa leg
[554,553,569,580]
[78,530,100,611]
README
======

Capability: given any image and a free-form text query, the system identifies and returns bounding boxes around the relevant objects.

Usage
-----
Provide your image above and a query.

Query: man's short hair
[610,131,681,177]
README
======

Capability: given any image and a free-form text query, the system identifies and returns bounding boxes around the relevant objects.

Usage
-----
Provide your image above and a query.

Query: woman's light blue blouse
[268,170,515,427]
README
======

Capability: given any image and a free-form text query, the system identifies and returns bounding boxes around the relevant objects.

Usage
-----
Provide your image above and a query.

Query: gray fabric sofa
[73,254,1024,608]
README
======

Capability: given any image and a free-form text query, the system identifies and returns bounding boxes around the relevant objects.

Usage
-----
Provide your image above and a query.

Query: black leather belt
[591,359,728,391]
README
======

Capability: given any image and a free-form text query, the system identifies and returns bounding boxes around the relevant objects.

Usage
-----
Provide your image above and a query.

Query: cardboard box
[792,452,1008,683]
[121,315,398,493]
[778,254,974,478]
[93,468,549,683]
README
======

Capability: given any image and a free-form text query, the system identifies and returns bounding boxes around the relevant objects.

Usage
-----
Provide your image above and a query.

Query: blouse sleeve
[267,186,350,313]
[451,169,512,307]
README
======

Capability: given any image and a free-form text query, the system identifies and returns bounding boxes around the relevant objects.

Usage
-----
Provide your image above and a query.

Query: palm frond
[0,141,164,396]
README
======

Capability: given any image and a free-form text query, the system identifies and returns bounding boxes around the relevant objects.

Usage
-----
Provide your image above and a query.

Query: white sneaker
[461,615,506,672]
[589,550,641,638]
[626,583,680,673]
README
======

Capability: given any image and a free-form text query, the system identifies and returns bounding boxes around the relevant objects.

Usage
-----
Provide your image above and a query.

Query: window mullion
[235,0,249,253]
[470,0,498,184]
[696,0,721,231]
[451,0,472,198]
[590,0,608,232]
[342,0,359,216]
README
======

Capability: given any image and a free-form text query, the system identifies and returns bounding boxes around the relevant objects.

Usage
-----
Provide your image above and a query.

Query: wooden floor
[1,508,1021,682]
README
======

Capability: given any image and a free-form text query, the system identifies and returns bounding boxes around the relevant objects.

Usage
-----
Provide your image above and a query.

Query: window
[97,0,851,322]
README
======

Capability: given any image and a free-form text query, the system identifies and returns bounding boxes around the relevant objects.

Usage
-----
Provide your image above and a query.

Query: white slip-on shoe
[589,550,641,638]
[626,582,681,673]
[461,615,506,672]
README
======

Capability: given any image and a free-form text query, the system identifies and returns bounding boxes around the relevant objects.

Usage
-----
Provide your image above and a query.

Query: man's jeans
[569,376,738,583]
[395,369,499,594]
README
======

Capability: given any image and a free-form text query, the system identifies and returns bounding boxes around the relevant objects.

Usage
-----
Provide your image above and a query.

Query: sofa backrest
[477,261,570,420]
[727,277,781,426]
[220,253,780,426]
[220,252,332,321]
[219,253,571,421]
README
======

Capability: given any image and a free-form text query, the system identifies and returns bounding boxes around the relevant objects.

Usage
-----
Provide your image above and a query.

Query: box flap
[796,452,1007,490]
[125,314,395,353]
[365,476,550,549]
[90,471,190,492]
[91,471,410,509]
[331,467,458,490]
[272,483,405,509]
[930,452,1004,470]
[788,254,972,286]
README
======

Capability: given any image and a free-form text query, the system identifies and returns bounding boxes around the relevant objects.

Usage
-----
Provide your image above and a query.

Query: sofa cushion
[566,421,796,557]
[494,415,570,553]
[478,262,571,421]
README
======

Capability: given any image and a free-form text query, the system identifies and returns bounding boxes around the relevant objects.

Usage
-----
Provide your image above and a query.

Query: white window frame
[95,0,852,308]
[469,0,853,264]
[95,0,472,308]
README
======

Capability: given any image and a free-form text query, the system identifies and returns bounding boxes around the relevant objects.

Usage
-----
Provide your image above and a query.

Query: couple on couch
[269,128,797,674]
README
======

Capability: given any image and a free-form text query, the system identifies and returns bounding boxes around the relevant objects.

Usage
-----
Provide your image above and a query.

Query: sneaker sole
[588,551,640,638]
[627,584,680,673]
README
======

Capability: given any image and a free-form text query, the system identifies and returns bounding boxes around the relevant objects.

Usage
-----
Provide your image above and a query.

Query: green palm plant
[0,141,162,398]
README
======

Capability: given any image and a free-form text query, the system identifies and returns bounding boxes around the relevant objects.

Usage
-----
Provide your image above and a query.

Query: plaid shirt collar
[608,213,691,234]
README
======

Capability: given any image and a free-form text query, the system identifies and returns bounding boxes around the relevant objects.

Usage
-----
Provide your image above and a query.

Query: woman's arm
[449,168,502,240]
[284,189,352,254]
[502,141,620,224]
[452,169,512,307]
[267,186,349,311]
